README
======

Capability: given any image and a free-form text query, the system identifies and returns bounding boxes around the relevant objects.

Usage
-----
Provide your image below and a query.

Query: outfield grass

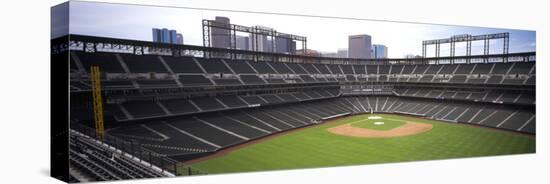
[188,114,535,174]
[349,116,406,130]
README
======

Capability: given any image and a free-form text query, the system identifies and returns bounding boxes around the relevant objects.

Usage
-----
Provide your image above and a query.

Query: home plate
[374,122,385,125]
[368,116,382,120]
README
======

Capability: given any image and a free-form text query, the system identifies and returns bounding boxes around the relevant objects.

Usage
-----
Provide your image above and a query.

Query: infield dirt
[327,121,433,138]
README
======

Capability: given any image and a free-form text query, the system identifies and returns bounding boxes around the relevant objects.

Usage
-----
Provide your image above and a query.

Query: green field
[186,114,535,174]
[350,117,406,130]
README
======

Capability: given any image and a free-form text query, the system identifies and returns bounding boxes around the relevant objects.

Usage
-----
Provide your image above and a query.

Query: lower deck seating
[160,98,199,114]
[69,131,166,182]
[240,75,265,84]
[121,101,166,118]
[179,75,212,86]
[112,89,341,121]
[213,78,242,85]
[190,97,226,111]
[395,88,535,105]
[217,96,248,108]
[136,79,178,88]
[100,95,534,162]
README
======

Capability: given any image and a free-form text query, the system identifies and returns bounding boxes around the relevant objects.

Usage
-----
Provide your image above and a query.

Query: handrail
[52,34,535,65]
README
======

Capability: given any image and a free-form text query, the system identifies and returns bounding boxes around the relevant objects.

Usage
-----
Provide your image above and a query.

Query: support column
[450,40,456,57]
[435,41,440,58]
[231,25,236,60]
[450,39,455,64]
[422,42,427,58]
[503,33,509,62]
[271,30,276,54]
[483,37,490,63]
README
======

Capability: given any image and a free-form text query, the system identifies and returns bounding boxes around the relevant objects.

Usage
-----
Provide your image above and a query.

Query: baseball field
[185,114,535,174]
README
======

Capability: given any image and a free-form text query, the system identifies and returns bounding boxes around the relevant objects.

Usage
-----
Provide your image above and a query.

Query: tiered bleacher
[69,130,167,182]
[72,51,535,91]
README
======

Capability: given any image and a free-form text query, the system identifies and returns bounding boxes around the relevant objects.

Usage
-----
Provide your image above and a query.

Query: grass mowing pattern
[188,114,535,174]
[350,116,406,130]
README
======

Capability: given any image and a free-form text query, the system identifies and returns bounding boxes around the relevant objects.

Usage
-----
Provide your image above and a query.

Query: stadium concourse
[63,35,535,181]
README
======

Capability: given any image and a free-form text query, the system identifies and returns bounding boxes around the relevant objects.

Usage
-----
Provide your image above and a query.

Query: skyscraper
[372,44,388,58]
[176,33,184,45]
[290,41,296,54]
[152,28,161,42]
[152,28,181,44]
[250,26,274,52]
[348,34,372,59]
[274,35,296,54]
[264,39,273,52]
[211,16,231,49]
[236,35,250,50]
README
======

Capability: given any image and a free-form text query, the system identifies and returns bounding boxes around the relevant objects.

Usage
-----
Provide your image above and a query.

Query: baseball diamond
[187,114,534,174]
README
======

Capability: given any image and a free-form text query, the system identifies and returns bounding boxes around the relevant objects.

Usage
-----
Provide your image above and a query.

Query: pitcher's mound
[368,116,383,119]
[328,121,433,138]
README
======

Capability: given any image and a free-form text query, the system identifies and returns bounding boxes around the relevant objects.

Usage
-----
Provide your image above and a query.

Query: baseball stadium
[53,25,535,181]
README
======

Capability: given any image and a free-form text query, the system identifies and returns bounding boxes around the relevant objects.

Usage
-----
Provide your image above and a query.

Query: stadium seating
[240,75,265,84]
[249,61,278,74]
[314,64,332,74]
[121,54,168,73]
[121,101,166,118]
[69,131,166,182]
[195,115,268,138]
[136,79,178,88]
[213,78,242,86]
[341,65,354,74]
[454,64,474,74]
[286,63,308,74]
[102,80,135,89]
[179,75,212,86]
[70,50,535,166]
[196,58,232,73]
[76,52,126,73]
[509,62,534,74]
[190,97,226,111]
[160,98,200,114]
[162,56,203,73]
[72,52,536,92]
[217,96,248,108]
[225,60,256,74]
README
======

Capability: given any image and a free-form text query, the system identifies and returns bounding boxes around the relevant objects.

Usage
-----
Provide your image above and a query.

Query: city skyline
[152,28,183,44]
[63,1,535,58]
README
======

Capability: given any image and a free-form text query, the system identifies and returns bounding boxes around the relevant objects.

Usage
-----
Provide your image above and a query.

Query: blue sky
[59,1,535,58]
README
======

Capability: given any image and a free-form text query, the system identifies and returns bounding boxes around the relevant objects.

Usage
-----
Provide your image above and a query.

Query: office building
[372,44,388,58]
[176,33,184,45]
[275,34,296,54]
[236,35,250,50]
[152,28,181,44]
[348,34,372,59]
[250,26,274,52]
[211,16,231,48]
